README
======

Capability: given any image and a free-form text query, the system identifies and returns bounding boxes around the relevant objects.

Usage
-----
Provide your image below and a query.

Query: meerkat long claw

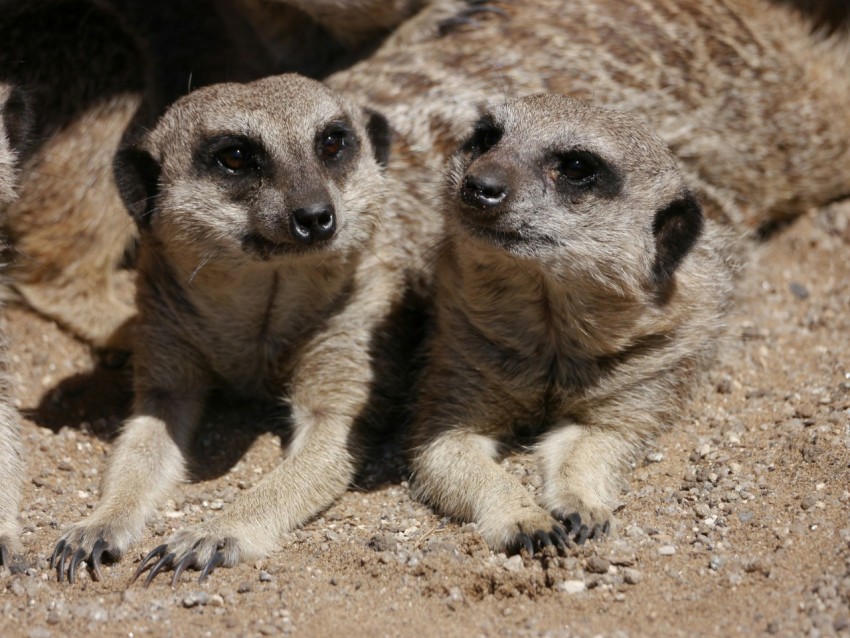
[90,538,108,581]
[144,551,176,587]
[198,551,225,584]
[575,524,591,545]
[171,551,198,588]
[533,530,554,550]
[132,544,168,584]
[50,539,65,571]
[57,541,73,582]
[68,547,87,584]
[551,523,572,551]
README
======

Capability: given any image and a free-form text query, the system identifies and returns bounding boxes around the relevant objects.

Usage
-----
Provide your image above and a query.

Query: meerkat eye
[216,145,251,172]
[556,151,600,185]
[464,119,503,158]
[318,127,351,161]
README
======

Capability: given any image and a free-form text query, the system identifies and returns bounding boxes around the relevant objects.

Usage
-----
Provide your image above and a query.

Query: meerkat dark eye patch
[316,121,357,164]
[197,135,264,177]
[463,115,503,159]
[651,193,704,285]
[550,149,621,198]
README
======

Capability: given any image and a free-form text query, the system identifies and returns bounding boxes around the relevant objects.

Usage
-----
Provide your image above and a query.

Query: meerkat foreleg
[413,426,581,554]
[538,419,645,536]
[52,389,206,583]
[133,270,399,584]
[0,401,24,571]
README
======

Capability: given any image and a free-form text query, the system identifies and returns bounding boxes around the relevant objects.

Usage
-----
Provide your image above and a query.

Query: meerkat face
[115,74,390,262]
[0,83,30,206]
[447,94,703,290]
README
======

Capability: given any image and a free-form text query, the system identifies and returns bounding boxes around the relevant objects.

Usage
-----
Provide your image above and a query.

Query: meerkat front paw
[51,520,136,584]
[485,505,592,557]
[551,501,614,545]
[132,526,245,587]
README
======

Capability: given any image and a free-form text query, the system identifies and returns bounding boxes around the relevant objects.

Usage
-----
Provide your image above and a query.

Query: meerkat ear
[363,107,391,168]
[651,192,704,284]
[114,146,161,229]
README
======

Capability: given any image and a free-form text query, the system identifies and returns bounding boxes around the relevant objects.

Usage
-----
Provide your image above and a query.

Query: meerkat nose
[461,171,508,210]
[290,203,336,245]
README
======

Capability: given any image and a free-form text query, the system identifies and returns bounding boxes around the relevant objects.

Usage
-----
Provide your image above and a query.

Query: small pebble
[658,545,676,556]
[259,570,273,582]
[503,555,524,573]
[789,282,809,300]
[557,580,586,594]
[623,568,643,585]
[586,556,610,574]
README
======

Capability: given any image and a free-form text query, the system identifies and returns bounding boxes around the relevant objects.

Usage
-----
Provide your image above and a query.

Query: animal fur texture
[0,82,27,571]
[51,74,414,584]
[410,94,733,552]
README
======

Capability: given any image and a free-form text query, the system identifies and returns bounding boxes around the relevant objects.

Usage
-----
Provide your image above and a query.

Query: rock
[237,582,252,594]
[503,555,524,572]
[367,532,397,553]
[709,555,725,571]
[259,570,273,582]
[694,503,712,518]
[623,568,643,585]
[658,545,677,556]
[557,580,586,594]
[789,282,809,300]
[586,556,610,574]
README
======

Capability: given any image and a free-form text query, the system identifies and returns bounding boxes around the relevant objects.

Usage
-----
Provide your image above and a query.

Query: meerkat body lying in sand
[0,82,28,571]
[409,94,733,553]
[51,74,403,584]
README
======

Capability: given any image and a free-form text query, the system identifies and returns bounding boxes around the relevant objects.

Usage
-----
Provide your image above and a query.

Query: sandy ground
[0,200,848,638]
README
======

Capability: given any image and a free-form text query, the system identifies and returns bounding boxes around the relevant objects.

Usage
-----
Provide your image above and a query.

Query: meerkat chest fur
[196,260,350,395]
[441,246,650,423]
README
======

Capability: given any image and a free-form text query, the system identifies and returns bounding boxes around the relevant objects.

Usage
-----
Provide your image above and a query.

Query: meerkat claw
[198,550,225,584]
[90,538,109,581]
[67,547,87,584]
[171,551,198,587]
[131,543,168,585]
[144,551,177,587]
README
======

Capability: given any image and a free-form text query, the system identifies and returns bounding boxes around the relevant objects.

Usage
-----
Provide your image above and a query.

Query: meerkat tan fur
[0,0,147,350]
[408,94,733,553]
[328,0,850,242]
[51,74,408,584]
[0,82,28,571]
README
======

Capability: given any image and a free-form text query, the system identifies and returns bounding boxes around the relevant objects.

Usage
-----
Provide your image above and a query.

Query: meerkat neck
[447,245,645,358]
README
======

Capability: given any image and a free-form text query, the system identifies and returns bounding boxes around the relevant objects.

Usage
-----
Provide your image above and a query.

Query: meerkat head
[447,94,703,294]
[115,73,390,262]
[0,82,31,206]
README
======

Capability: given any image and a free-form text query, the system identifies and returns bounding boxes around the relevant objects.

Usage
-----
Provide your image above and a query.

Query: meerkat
[50,74,410,584]
[408,94,733,553]
[328,0,850,241]
[0,82,29,571]
[0,0,412,351]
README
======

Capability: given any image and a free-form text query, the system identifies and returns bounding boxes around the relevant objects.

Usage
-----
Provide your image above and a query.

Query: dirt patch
[1,202,849,637]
